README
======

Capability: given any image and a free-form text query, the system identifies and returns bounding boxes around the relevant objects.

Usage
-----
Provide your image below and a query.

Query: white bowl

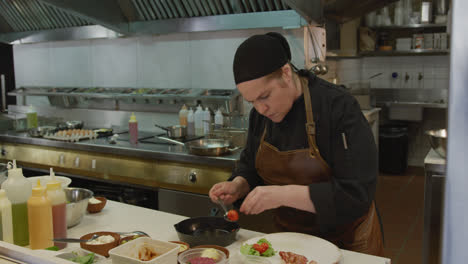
[178,248,227,264]
[109,237,179,264]
[27,175,72,188]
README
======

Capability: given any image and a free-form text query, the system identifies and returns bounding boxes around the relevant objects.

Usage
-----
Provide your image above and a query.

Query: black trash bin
[379,124,408,174]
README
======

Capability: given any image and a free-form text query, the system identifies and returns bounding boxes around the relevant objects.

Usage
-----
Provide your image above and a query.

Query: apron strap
[301,77,321,157]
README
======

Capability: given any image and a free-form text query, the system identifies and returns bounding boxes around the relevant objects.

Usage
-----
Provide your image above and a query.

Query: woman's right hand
[209,176,249,205]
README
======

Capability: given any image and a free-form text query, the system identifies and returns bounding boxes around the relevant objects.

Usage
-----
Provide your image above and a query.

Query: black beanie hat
[233,32,292,85]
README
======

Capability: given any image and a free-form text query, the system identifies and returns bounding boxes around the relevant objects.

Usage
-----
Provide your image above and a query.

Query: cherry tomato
[226,210,239,221]
[252,242,269,254]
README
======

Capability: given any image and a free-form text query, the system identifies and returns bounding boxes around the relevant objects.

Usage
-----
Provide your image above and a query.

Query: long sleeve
[308,93,378,234]
[229,109,265,190]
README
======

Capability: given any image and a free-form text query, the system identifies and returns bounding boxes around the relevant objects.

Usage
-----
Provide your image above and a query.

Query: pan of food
[157,137,239,156]
[174,207,240,247]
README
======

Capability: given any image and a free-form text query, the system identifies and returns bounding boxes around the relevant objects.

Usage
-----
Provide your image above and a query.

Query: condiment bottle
[0,190,13,243]
[187,108,195,137]
[28,180,53,249]
[129,112,138,145]
[26,105,38,129]
[194,105,204,136]
[214,109,223,130]
[203,107,211,135]
[179,104,188,126]
[1,160,32,246]
[46,168,67,249]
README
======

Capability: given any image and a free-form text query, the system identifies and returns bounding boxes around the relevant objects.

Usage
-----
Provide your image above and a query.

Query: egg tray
[43,133,98,142]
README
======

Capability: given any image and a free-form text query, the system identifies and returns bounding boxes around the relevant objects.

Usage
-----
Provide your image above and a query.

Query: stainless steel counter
[0,131,240,168]
[423,149,446,264]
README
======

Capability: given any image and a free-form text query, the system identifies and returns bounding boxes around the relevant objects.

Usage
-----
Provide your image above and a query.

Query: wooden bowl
[80,231,120,257]
[193,245,230,258]
[169,241,190,255]
[119,234,149,245]
[87,197,107,214]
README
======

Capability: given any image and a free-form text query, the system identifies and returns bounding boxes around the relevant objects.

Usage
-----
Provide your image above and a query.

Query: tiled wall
[335,56,450,90]
[332,55,449,167]
[13,28,306,90]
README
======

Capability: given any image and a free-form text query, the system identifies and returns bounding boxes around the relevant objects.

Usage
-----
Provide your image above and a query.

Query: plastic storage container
[179,105,188,127]
[109,237,179,264]
[0,189,14,243]
[194,105,204,137]
[379,124,409,174]
[46,168,67,249]
[27,180,54,249]
[203,107,211,135]
[215,109,224,130]
[26,106,38,129]
[1,160,32,246]
[129,113,138,145]
[187,108,195,137]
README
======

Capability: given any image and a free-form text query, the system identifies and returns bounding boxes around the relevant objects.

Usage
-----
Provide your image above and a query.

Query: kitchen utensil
[80,231,120,257]
[53,234,100,243]
[216,198,236,222]
[115,231,150,237]
[192,245,230,258]
[157,137,239,156]
[64,187,93,227]
[174,216,240,247]
[87,196,107,213]
[178,248,227,264]
[27,126,57,137]
[426,129,447,158]
[57,120,84,130]
[109,237,179,264]
[154,123,187,138]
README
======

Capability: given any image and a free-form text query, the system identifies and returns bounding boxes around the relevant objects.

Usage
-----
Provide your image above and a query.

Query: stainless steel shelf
[370,23,447,29]
[359,49,450,56]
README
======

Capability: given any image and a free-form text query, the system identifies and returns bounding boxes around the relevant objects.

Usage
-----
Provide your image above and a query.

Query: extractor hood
[0,0,398,44]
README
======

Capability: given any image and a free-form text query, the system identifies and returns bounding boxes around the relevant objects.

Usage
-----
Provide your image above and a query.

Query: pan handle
[154,123,169,131]
[157,136,185,146]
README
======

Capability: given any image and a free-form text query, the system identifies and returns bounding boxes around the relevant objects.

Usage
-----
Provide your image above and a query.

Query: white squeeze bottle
[1,160,32,246]
[215,109,223,130]
[187,108,195,137]
[179,104,188,127]
[203,107,211,135]
[194,105,204,136]
[46,168,67,249]
[0,189,13,243]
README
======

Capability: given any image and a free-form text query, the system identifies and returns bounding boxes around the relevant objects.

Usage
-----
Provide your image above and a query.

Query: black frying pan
[174,214,240,247]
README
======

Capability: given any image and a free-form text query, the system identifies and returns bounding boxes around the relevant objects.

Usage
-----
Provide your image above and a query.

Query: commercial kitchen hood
[0,0,398,44]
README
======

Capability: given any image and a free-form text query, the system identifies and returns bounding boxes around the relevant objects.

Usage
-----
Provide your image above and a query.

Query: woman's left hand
[240,185,285,215]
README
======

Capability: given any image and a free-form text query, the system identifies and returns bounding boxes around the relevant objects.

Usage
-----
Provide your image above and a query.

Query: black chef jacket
[231,73,378,234]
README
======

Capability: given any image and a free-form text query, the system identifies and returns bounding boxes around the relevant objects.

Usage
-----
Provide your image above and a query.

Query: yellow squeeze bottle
[27,180,53,249]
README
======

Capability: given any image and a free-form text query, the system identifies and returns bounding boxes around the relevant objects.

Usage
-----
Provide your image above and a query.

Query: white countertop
[0,201,391,264]
[69,201,390,264]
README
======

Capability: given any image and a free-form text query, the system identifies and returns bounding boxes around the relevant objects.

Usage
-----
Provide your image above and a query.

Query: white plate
[240,232,342,264]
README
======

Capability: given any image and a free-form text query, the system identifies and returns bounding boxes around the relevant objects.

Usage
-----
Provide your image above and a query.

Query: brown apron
[254,77,384,256]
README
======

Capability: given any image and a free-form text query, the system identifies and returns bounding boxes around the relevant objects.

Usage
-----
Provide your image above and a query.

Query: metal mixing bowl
[426,129,447,158]
[65,187,93,228]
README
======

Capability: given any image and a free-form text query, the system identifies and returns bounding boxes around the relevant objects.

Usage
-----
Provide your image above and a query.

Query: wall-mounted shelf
[369,23,447,30]
[359,49,450,56]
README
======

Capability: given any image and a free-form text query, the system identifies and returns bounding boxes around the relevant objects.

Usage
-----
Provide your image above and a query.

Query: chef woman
[209,32,384,256]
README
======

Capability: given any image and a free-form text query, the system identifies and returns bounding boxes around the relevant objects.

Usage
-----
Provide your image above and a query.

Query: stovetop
[139,134,204,145]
